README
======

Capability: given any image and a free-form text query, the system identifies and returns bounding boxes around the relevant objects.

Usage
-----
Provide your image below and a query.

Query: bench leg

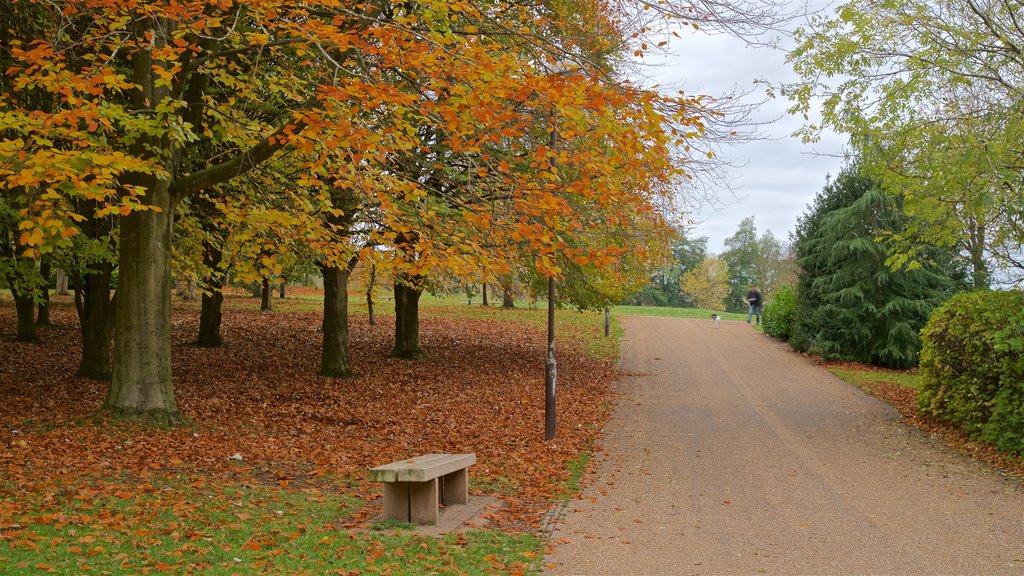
[441,468,468,505]
[382,481,410,522]
[409,478,439,525]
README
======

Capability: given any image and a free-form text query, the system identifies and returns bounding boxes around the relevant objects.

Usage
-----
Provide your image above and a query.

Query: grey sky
[649,26,848,254]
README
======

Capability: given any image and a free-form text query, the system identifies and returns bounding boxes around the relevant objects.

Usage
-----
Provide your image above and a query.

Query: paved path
[544,316,1024,575]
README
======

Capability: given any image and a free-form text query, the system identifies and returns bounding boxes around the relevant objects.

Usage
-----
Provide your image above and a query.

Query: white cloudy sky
[645,20,849,254]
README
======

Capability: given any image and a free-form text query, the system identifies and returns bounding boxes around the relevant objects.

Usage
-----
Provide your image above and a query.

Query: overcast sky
[646,23,849,254]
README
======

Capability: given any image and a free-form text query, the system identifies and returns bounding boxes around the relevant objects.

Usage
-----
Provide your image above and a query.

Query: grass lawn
[613,305,748,322]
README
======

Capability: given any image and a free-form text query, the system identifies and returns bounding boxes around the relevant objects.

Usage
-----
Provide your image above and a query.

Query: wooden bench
[369,453,476,525]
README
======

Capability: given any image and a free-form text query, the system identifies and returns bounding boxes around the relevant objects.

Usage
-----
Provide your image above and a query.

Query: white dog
[711,313,721,328]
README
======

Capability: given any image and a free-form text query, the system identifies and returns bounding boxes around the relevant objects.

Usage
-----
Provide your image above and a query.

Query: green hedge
[762,285,795,341]
[918,290,1024,455]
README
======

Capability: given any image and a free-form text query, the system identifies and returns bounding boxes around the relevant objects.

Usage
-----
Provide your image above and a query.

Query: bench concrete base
[369,453,476,525]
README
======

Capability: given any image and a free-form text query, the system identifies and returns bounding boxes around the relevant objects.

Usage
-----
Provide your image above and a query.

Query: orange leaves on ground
[0,296,617,534]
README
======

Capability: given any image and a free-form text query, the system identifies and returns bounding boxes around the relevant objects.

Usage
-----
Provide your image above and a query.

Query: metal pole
[545,104,558,440]
[545,276,557,439]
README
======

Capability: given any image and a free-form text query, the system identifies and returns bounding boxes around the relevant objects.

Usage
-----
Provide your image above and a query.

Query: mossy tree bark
[106,178,182,425]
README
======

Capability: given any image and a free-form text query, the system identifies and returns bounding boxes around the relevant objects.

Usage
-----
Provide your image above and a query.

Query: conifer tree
[791,163,966,368]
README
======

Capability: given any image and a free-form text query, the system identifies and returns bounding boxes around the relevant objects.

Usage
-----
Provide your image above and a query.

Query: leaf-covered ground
[0,292,617,574]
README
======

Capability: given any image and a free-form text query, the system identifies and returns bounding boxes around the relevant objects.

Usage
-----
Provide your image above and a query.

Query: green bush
[762,285,796,341]
[918,290,1024,455]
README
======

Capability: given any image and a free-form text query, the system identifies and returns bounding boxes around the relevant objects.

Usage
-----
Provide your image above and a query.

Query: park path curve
[544,315,1024,575]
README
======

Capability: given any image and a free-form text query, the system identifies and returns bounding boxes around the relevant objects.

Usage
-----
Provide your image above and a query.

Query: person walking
[745,286,763,324]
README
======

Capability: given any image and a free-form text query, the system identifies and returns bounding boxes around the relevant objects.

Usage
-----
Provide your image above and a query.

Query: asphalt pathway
[544,316,1024,575]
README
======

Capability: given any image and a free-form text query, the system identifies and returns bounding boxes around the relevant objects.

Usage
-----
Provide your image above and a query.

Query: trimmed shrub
[918,290,1024,455]
[762,285,796,341]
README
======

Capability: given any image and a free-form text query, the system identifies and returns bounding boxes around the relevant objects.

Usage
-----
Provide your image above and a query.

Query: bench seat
[369,453,476,525]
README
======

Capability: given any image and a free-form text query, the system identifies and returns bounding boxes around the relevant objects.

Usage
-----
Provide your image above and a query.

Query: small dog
[711,313,721,328]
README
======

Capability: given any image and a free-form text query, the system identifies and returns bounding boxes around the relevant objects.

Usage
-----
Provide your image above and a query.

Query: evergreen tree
[791,162,966,368]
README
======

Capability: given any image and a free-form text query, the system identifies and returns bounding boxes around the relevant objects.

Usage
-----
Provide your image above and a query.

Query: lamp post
[545,101,558,441]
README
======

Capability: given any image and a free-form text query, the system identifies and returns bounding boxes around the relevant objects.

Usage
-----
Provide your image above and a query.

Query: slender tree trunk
[482,283,488,306]
[197,240,225,347]
[106,181,182,425]
[391,278,423,358]
[260,277,273,311]
[320,261,355,378]
[75,264,116,380]
[36,257,51,326]
[278,280,286,299]
[366,264,376,326]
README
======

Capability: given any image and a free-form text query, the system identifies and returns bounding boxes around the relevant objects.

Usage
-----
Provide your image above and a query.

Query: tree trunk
[56,268,69,295]
[1,227,36,341]
[106,184,182,425]
[320,263,354,377]
[482,283,488,306]
[279,280,286,299]
[260,277,273,311]
[13,291,36,342]
[502,284,515,308]
[36,257,51,326]
[366,263,376,326]
[197,240,225,347]
[391,279,423,358]
[75,264,116,380]
[176,274,195,301]
[197,290,224,347]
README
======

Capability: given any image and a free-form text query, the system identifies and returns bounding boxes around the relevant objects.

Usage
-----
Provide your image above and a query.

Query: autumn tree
[679,256,730,311]
[2,0,735,423]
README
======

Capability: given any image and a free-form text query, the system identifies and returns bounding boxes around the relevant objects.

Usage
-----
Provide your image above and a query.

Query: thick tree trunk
[482,283,488,306]
[260,277,273,311]
[502,284,515,308]
[56,268,69,295]
[197,290,224,347]
[106,185,182,425]
[320,264,353,377]
[1,228,36,341]
[391,279,423,358]
[75,264,116,380]
[196,240,225,347]
[36,257,51,326]
[13,291,36,342]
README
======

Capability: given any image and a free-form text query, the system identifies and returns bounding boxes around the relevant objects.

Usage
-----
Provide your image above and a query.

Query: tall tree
[721,216,760,312]
[791,162,966,368]
[786,0,1024,285]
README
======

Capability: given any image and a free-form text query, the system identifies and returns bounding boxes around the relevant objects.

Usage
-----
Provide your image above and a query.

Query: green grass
[1,474,545,575]
[613,305,748,322]
[558,452,591,503]
[828,367,922,390]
